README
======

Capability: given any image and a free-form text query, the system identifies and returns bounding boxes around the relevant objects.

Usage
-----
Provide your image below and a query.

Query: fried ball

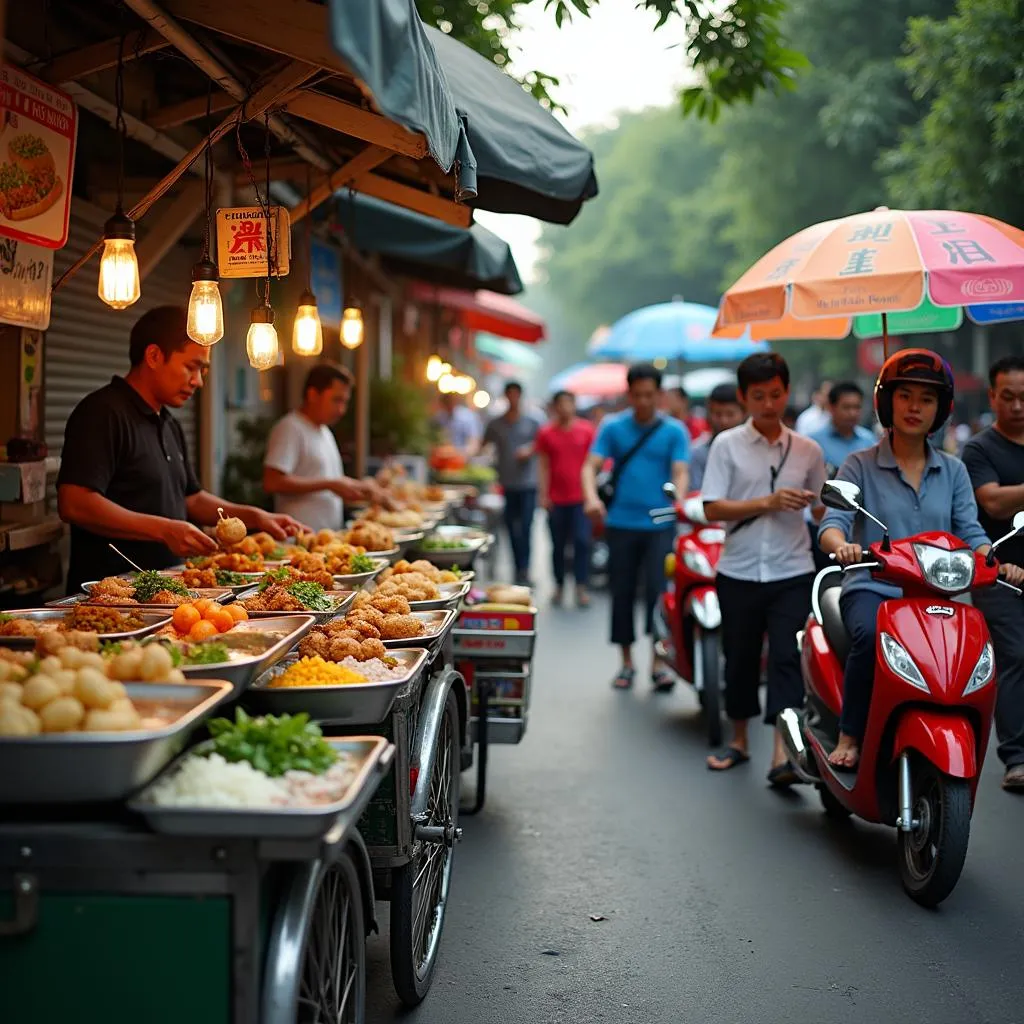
[358,638,387,661]
[379,614,425,640]
[21,675,62,710]
[39,695,86,732]
[297,632,330,659]
[216,513,247,547]
[349,606,385,628]
[346,618,381,640]
[327,637,363,661]
[371,595,411,615]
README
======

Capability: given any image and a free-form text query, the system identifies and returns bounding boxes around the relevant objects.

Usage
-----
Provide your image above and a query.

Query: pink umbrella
[555,362,627,397]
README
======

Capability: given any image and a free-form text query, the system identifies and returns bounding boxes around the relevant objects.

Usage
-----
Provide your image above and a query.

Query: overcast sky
[473,3,688,283]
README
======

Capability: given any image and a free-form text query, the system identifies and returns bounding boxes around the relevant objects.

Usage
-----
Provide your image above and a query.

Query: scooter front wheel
[898,760,971,908]
[694,627,722,748]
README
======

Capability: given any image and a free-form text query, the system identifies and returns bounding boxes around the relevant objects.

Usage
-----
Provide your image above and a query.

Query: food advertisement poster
[0,64,77,249]
[0,236,52,330]
[216,206,291,279]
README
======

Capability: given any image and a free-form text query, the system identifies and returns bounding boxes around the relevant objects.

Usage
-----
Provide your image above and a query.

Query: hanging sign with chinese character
[0,235,52,330]
[0,63,78,249]
[215,206,291,278]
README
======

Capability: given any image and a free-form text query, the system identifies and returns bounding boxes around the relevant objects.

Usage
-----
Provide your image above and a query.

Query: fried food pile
[88,577,187,607]
[297,599,425,663]
[264,564,336,591]
[239,584,308,613]
[182,566,219,588]
[287,548,366,577]
[380,559,462,584]
[358,506,423,528]
[188,551,265,573]
[360,572,441,603]
[0,606,141,639]
[341,521,394,552]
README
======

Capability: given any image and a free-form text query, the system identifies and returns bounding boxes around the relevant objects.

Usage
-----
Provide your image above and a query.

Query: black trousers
[606,526,674,647]
[974,586,1024,768]
[717,572,813,725]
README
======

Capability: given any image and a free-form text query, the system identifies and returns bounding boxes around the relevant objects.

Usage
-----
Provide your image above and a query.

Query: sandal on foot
[707,746,750,771]
[651,668,675,693]
[827,747,859,773]
[612,667,635,690]
[767,762,799,787]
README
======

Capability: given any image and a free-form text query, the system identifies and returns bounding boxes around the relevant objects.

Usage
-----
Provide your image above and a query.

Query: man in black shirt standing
[963,355,1024,792]
[57,306,303,593]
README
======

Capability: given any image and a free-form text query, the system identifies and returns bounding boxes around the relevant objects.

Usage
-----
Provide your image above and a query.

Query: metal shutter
[45,202,198,508]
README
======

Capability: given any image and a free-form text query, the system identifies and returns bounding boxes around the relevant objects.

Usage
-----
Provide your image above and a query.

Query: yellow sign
[215,206,291,279]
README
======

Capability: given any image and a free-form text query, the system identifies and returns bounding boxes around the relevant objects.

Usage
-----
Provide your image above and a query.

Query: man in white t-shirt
[263,363,390,531]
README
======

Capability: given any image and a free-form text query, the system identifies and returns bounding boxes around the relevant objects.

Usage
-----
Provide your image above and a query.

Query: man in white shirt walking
[263,363,391,532]
[794,379,833,437]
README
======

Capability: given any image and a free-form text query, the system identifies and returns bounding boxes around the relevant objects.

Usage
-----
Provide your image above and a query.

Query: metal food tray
[365,546,401,564]
[411,525,491,569]
[177,614,318,695]
[452,626,537,659]
[329,558,390,590]
[128,736,394,839]
[0,681,233,805]
[244,647,431,723]
[78,582,235,603]
[0,608,172,650]
[407,580,472,612]
[381,608,458,650]
[239,590,357,627]
[157,570,263,595]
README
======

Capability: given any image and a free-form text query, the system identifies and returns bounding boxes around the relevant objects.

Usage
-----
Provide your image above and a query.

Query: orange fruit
[172,604,201,635]
[208,608,235,634]
[187,619,219,642]
[194,599,218,619]
[225,604,248,623]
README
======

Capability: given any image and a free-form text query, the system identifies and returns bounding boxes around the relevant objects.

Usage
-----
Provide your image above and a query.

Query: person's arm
[963,442,1024,521]
[263,466,362,501]
[951,461,992,551]
[817,455,863,562]
[582,420,613,521]
[537,451,551,509]
[185,491,305,540]
[807,442,828,523]
[669,421,690,496]
[701,440,814,522]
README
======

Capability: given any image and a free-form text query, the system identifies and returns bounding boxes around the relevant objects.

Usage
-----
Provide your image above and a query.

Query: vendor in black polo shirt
[57,305,304,594]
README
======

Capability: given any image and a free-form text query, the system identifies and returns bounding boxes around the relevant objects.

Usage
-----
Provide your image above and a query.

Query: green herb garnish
[204,708,337,777]
[132,570,191,603]
[421,537,472,551]
[258,566,291,593]
[286,581,333,612]
[267,546,289,560]
[215,569,251,587]
[99,641,123,656]
[181,641,229,666]
[349,553,376,574]
[0,614,11,625]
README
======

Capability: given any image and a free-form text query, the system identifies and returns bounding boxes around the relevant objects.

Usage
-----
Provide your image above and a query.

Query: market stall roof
[474,334,544,370]
[328,192,522,295]
[409,284,547,344]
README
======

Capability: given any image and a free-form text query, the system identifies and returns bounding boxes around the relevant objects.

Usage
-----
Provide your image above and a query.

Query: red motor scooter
[651,484,726,746]
[777,479,1024,907]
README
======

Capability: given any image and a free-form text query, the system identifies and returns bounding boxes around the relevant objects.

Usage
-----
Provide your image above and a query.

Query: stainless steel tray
[0,681,233,804]
[381,608,457,650]
[178,614,318,695]
[128,736,394,839]
[157,570,264,596]
[365,546,401,565]
[407,580,471,612]
[412,525,492,569]
[239,589,357,627]
[329,558,390,590]
[245,648,430,723]
[0,608,172,650]
[72,582,234,604]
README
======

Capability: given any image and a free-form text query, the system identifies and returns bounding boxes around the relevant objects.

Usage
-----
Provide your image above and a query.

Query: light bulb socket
[103,210,136,242]
[192,258,220,284]
[250,304,275,326]
[298,288,318,308]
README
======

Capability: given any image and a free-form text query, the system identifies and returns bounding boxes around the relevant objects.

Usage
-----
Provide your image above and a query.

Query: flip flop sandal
[612,667,635,690]
[651,668,675,693]
[767,762,800,787]
[707,746,750,771]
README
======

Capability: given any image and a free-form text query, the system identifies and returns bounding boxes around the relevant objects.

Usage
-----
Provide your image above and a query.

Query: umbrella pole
[882,313,889,360]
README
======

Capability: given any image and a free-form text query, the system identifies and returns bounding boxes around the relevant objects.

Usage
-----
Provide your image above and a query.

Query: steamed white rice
[339,655,405,681]
[147,753,288,808]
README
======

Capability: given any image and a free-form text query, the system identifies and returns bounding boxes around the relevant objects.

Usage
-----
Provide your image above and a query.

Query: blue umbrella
[593,301,768,362]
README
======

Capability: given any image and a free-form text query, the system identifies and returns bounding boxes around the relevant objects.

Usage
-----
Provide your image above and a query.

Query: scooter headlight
[880,631,929,692]
[912,544,975,593]
[963,642,995,697]
[683,550,715,578]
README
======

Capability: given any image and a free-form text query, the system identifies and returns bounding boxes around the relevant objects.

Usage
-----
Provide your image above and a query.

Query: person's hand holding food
[249,509,305,540]
[165,520,218,558]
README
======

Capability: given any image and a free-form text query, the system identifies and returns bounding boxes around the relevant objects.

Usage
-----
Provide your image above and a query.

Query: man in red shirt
[537,390,597,607]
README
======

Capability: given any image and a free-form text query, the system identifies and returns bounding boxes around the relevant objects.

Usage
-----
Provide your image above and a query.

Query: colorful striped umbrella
[713,207,1024,349]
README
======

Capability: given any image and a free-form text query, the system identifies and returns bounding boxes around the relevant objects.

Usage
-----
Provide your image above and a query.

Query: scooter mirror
[1014,511,1024,532]
[821,480,862,512]
[663,482,678,500]
[682,496,708,524]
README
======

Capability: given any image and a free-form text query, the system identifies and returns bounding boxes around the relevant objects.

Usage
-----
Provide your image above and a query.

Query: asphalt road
[367,546,1024,1024]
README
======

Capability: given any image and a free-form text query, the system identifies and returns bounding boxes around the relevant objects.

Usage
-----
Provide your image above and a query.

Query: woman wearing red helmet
[818,349,1024,769]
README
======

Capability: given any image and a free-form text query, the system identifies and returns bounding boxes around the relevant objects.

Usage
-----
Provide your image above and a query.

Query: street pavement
[367,533,1024,1024]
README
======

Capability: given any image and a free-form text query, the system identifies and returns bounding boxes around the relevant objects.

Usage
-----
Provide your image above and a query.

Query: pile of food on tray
[269,653,408,686]
[341,521,395,552]
[167,600,248,641]
[378,559,464,585]
[374,466,447,505]
[0,606,148,638]
[180,566,257,589]
[143,709,362,808]
[239,578,345,615]
[289,547,377,577]
[419,535,474,552]
[298,599,426,660]
[86,572,199,607]
[356,505,424,529]
[357,572,441,603]
[0,642,186,735]
[187,551,265,574]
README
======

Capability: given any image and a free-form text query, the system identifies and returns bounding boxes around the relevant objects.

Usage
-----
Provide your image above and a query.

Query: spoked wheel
[297,856,366,1024]
[898,759,972,908]
[694,627,723,748]
[390,689,460,1006]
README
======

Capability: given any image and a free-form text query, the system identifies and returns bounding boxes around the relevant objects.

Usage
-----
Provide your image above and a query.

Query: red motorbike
[651,485,726,746]
[777,479,1024,907]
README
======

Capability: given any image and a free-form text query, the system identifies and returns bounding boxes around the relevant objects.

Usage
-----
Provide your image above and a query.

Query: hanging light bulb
[473,390,491,409]
[98,211,140,310]
[426,355,444,382]
[246,305,279,370]
[438,372,457,394]
[341,304,364,349]
[186,259,224,345]
[292,289,323,356]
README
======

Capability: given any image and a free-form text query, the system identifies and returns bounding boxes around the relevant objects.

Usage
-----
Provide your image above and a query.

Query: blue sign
[310,239,343,327]
[967,302,1024,325]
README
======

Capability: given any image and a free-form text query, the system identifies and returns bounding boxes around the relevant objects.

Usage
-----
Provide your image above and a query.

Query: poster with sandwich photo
[0,63,78,249]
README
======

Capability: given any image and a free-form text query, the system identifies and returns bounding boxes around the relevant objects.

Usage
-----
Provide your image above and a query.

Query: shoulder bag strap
[608,418,665,492]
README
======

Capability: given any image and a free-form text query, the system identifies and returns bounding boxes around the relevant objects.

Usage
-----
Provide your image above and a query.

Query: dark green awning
[327,192,523,295]
[328,0,476,198]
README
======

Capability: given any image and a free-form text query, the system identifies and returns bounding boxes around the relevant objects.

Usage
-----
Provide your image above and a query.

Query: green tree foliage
[883,0,1024,227]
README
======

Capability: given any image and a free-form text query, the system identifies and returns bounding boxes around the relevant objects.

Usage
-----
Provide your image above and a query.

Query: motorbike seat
[819,584,852,664]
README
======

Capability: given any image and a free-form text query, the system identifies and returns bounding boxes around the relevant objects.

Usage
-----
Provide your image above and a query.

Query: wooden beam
[147,90,236,130]
[352,174,472,229]
[41,29,170,84]
[233,158,310,188]
[289,145,390,225]
[135,178,206,279]
[282,91,426,159]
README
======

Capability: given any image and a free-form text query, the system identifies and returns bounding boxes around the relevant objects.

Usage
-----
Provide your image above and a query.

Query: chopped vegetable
[132,571,192,603]
[204,708,338,777]
[286,581,333,612]
[180,641,229,666]
[215,569,253,587]
[349,553,376,574]
[0,614,11,625]
[258,566,291,592]
[420,537,472,551]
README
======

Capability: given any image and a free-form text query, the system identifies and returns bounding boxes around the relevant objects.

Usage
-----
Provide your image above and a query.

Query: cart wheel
[297,855,366,1024]
[390,688,460,1006]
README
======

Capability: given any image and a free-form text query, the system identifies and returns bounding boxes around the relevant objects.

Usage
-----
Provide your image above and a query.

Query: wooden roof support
[289,145,390,225]
[135,177,206,279]
[40,28,170,83]
[147,90,236,130]
[353,174,472,229]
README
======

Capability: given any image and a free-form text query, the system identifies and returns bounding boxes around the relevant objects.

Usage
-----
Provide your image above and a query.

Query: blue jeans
[839,588,886,740]
[502,487,536,574]
[547,502,592,587]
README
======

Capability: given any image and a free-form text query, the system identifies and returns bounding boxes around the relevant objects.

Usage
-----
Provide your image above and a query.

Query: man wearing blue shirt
[582,364,690,690]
